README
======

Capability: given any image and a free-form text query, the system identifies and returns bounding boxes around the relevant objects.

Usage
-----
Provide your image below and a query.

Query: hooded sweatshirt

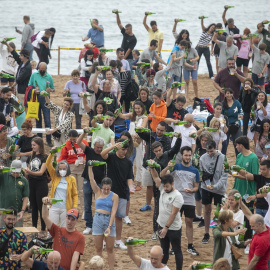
[199,150,228,195]
[148,99,167,131]
[21,23,35,47]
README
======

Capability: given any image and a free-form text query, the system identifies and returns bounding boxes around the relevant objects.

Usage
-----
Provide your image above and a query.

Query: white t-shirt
[223,236,233,266]
[170,124,196,149]
[157,185,184,231]
[264,193,270,227]
[140,258,170,270]
[233,209,244,231]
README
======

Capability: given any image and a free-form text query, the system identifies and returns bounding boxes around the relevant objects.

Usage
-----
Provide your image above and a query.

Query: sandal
[135,185,142,191]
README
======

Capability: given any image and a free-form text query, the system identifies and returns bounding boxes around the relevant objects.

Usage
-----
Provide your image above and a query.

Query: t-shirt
[197,31,213,47]
[82,146,105,184]
[222,100,242,125]
[91,123,115,149]
[139,47,157,62]
[264,193,270,227]
[147,29,164,50]
[167,104,188,132]
[16,134,37,153]
[87,25,104,47]
[212,130,227,147]
[172,163,200,206]
[64,80,86,104]
[183,48,198,71]
[32,260,65,270]
[157,185,184,230]
[224,22,240,35]
[233,153,259,196]
[52,177,67,209]
[137,98,153,114]
[253,174,270,210]
[248,227,270,270]
[170,123,196,148]
[233,209,244,231]
[27,154,48,181]
[140,258,170,270]
[49,223,85,270]
[106,153,133,199]
[171,50,184,75]
[121,28,137,60]
[217,41,238,69]
[252,46,270,76]
[215,68,244,102]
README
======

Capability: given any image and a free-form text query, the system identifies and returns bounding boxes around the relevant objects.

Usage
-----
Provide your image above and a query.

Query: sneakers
[83,227,92,235]
[197,219,205,228]
[152,231,158,241]
[193,216,203,223]
[202,233,210,244]
[245,244,250,254]
[169,249,175,255]
[187,245,200,256]
[114,240,127,250]
[140,204,152,211]
[124,216,131,225]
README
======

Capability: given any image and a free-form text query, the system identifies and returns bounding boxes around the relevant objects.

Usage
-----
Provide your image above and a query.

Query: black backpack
[125,79,139,101]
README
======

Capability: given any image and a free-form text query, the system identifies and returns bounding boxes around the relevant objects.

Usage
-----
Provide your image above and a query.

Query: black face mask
[39,70,46,76]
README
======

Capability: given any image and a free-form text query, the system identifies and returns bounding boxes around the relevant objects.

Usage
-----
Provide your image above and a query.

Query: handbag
[226,237,243,260]
[26,91,39,120]
[228,121,240,134]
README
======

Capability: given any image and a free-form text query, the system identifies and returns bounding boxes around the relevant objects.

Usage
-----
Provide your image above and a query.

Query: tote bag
[25,91,39,120]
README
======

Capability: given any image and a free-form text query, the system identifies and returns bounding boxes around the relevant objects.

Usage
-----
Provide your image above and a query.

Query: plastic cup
[229,68,234,75]
[182,182,189,190]
[205,179,211,188]
[256,101,261,109]
[78,156,84,165]
[232,171,238,176]
[243,194,250,203]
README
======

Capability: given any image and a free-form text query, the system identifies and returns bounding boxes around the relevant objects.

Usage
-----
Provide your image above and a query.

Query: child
[30,60,37,73]
[40,29,51,64]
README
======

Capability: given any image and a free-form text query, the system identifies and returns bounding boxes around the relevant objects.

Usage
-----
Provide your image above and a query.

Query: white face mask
[59,170,67,177]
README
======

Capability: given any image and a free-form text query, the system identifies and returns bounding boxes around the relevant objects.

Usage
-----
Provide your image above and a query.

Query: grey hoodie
[199,151,228,195]
[21,23,35,46]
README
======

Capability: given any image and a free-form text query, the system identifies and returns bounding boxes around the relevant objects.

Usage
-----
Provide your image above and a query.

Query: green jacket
[213,225,245,269]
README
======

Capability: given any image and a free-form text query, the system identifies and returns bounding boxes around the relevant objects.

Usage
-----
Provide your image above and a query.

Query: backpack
[125,79,139,101]
[31,31,40,43]
[265,81,270,95]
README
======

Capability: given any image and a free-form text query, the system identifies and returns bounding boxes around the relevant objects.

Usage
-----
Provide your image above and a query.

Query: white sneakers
[83,227,92,235]
[114,240,127,250]
[123,216,131,224]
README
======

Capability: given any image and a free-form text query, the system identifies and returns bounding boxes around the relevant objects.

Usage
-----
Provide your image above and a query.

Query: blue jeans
[36,95,51,143]
[255,208,267,217]
[196,46,213,78]
[24,43,34,61]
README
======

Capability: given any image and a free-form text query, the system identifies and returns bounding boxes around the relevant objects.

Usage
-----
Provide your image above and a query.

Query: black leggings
[153,187,160,232]
[29,179,48,231]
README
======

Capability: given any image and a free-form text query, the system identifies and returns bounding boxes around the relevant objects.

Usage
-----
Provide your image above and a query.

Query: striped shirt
[197,32,213,46]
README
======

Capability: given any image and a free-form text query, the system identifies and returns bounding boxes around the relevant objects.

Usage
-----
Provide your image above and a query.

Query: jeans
[170,73,183,90]
[24,43,34,61]
[197,46,214,78]
[226,124,242,157]
[159,227,183,270]
[36,95,52,143]
[242,111,250,136]
[71,103,82,129]
[255,208,267,217]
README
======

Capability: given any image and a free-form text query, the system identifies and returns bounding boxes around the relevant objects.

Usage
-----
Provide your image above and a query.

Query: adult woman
[63,69,86,129]
[46,151,78,227]
[173,28,191,45]
[143,69,157,99]
[255,119,270,160]
[24,137,48,238]
[137,87,153,114]
[135,58,151,86]
[182,41,200,97]
[238,78,260,136]
[88,165,118,270]
[222,88,243,156]
[44,94,74,150]
[14,120,37,165]
[80,49,94,85]
[253,91,270,145]
[98,48,111,66]
[213,210,247,270]
[0,124,15,166]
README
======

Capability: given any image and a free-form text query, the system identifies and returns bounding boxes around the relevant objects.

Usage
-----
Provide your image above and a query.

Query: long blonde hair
[209,118,221,133]
[227,189,241,213]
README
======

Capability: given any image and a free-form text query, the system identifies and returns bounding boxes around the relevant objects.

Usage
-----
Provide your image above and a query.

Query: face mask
[39,70,46,76]
[59,170,67,177]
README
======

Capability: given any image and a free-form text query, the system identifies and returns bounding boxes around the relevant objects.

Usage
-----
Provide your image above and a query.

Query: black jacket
[238,86,260,113]
[11,50,32,94]
[138,131,171,168]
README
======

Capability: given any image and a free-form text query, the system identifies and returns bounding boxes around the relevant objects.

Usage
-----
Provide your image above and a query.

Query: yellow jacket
[46,154,78,210]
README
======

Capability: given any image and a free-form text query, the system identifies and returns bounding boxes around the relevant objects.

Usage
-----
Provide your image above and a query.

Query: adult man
[199,140,228,244]
[101,139,133,250]
[28,62,55,147]
[0,207,28,269]
[165,146,200,256]
[143,13,164,58]
[137,121,171,211]
[115,12,137,68]
[82,19,104,48]
[90,111,115,149]
[213,57,245,102]
[139,40,167,66]
[0,160,29,227]
[42,197,85,270]
[116,48,130,71]
[77,134,106,235]
[259,20,270,80]
[222,6,240,35]
[150,173,184,270]
[16,15,35,60]
[128,243,170,270]
[239,199,270,270]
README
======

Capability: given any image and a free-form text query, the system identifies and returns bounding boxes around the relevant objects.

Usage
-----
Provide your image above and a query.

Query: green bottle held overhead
[145,12,156,15]
[262,21,270,24]
[213,203,220,221]
[171,82,186,88]
[49,199,63,205]
[90,19,93,26]
[135,127,150,133]
[238,221,246,241]
[125,238,147,246]
[198,16,208,19]
[103,97,114,104]
[203,120,207,128]
[40,91,49,97]
[78,92,92,98]
[9,141,16,155]
[0,208,14,215]
[192,263,213,269]
[32,248,54,255]
[136,62,151,67]
[215,29,227,33]
[88,160,107,166]
[99,48,113,53]
[146,160,160,168]
[84,127,101,133]
[96,66,111,71]
[112,9,121,14]
[224,5,234,9]
[163,132,180,138]
[114,105,123,118]
[230,165,245,171]
[50,144,66,155]
[114,139,129,151]
[1,37,16,44]
[53,156,57,169]
[207,128,218,132]
[234,193,241,200]
[249,34,259,37]
[173,121,188,126]
[0,72,15,79]
[250,106,255,121]
[175,19,186,22]
[224,156,229,173]
[0,167,15,173]
[93,115,109,121]
[169,154,177,171]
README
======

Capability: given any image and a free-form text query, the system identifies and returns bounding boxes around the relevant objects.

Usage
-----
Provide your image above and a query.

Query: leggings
[153,187,160,232]
[29,178,48,231]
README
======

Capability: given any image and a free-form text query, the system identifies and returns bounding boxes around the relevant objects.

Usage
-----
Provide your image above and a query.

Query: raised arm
[166,86,177,107]
[127,243,142,267]
[149,167,161,188]
[239,198,253,221]
[116,13,123,30]
[101,143,120,160]
[143,13,150,31]
[91,70,101,93]
[222,8,227,25]
[88,165,101,194]
[172,20,178,34]
[212,32,219,45]
[41,197,53,230]
[76,128,87,152]
[201,18,207,31]
[82,95,91,113]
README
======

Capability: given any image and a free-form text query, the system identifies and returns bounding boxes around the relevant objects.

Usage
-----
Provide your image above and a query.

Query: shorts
[183,69,198,80]
[195,182,202,201]
[115,198,127,218]
[180,205,196,219]
[142,167,153,186]
[92,212,116,236]
[252,73,265,86]
[201,188,224,206]
[1,77,15,83]
[236,57,249,67]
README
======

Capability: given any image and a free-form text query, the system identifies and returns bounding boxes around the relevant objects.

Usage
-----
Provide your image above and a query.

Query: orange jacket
[148,99,167,131]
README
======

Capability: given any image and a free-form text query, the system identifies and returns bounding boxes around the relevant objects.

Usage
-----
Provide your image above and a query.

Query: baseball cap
[66,209,79,219]
[20,49,30,58]
[11,159,22,173]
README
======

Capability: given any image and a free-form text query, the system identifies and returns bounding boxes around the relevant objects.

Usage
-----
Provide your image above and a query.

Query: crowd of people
[0,7,270,270]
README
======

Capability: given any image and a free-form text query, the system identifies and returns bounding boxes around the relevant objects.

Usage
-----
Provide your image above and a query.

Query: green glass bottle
[49,199,63,205]
[112,9,122,14]
[99,48,113,53]
[203,120,207,128]
[129,103,133,112]
[46,81,50,89]
[215,29,227,33]
[114,139,129,151]
[135,127,150,133]
[40,91,49,97]
[136,62,150,67]
[198,16,208,19]
[192,263,213,269]
[0,72,15,79]
[96,66,111,71]
[10,97,25,113]
[103,97,114,104]
[0,167,15,173]
[146,160,160,168]
[224,5,234,9]
[251,106,255,121]
[145,12,156,15]
[184,48,189,60]
[9,141,16,155]
[260,186,270,193]
[67,90,71,97]
[173,121,188,126]
[262,21,270,24]
[125,238,147,245]
[224,156,229,173]
[50,144,66,155]
[93,115,109,121]
[32,248,54,255]
[238,221,246,241]
[53,156,57,169]
[163,132,180,138]
[175,19,186,22]
[78,92,92,98]
[189,132,197,138]
[208,128,219,132]
[169,154,177,171]
[230,165,245,171]
[88,160,107,166]
[234,193,241,200]
[213,203,220,221]
[90,19,93,26]
[1,37,16,44]
[0,208,14,215]
[84,127,101,133]
[171,82,186,88]
[114,105,123,118]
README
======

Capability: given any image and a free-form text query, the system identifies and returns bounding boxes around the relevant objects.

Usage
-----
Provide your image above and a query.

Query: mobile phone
[15,27,18,31]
